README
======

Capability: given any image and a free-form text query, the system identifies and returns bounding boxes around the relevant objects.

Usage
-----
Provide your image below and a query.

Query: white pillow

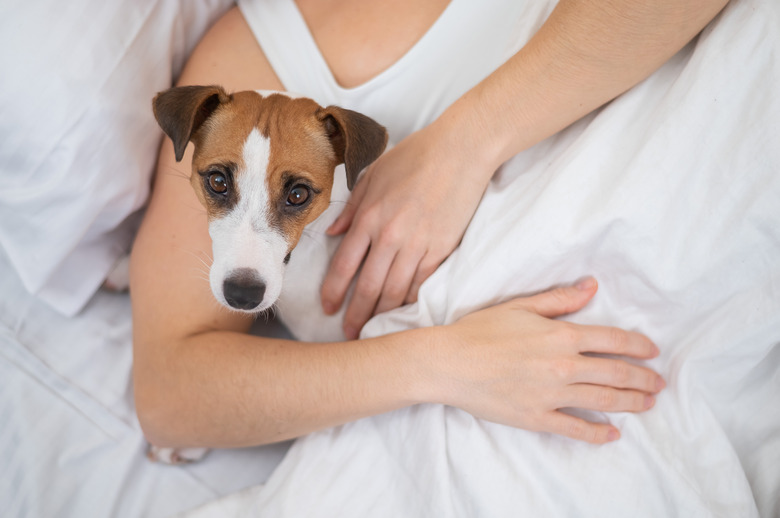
[0,0,233,315]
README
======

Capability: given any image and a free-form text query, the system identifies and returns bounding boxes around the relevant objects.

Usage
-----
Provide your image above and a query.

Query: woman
[130,0,727,450]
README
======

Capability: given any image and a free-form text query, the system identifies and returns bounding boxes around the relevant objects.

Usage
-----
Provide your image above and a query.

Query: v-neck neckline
[288,0,459,95]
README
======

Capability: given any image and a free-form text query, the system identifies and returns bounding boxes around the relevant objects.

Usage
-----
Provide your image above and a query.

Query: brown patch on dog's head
[260,94,342,247]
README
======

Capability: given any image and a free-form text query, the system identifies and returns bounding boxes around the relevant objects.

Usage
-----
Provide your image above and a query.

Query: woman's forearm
[134,327,437,448]
[134,328,444,447]
[135,280,666,448]
[431,0,730,177]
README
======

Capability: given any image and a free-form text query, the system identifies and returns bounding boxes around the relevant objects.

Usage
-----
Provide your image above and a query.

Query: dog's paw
[103,254,131,292]
[147,445,209,465]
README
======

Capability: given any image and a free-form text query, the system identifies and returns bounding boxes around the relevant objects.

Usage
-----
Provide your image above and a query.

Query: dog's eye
[287,185,310,206]
[207,172,228,195]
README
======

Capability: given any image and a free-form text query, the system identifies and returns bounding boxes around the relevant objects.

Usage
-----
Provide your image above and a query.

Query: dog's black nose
[223,269,266,310]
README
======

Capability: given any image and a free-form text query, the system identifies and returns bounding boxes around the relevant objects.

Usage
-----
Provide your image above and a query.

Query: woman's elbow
[134,381,173,448]
[132,350,189,448]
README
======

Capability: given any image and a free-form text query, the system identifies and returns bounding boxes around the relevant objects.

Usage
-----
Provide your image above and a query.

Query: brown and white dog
[145,85,387,463]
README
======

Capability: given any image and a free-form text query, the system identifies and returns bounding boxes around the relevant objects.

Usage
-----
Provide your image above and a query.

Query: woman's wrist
[424,95,515,187]
[428,0,733,183]
[396,324,462,409]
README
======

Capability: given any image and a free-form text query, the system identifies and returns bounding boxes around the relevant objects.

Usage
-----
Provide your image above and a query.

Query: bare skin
[129,1,688,450]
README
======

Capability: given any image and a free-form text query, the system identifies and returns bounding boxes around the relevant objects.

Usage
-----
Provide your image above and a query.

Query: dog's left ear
[152,85,231,162]
[319,107,388,190]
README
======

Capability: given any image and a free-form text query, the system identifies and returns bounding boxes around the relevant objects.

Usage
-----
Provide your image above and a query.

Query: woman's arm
[321,0,731,338]
[129,9,423,447]
[131,7,663,450]
[440,0,731,171]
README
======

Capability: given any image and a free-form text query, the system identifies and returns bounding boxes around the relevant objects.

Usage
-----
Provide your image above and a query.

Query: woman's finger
[573,357,665,393]
[321,228,371,315]
[575,325,659,359]
[540,411,620,444]
[403,253,442,305]
[562,384,655,414]
[512,277,599,318]
[342,245,398,338]
[374,247,424,316]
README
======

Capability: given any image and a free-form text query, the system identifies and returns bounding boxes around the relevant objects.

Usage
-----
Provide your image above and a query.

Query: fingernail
[575,277,595,291]
[607,429,620,441]
[344,326,357,340]
[645,395,655,409]
[323,301,335,314]
[656,377,666,391]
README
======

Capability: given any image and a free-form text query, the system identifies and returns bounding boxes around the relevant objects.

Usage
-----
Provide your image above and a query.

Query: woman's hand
[321,122,497,339]
[430,278,665,444]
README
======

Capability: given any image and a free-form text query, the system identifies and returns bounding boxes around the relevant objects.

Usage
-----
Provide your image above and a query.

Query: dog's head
[153,85,387,313]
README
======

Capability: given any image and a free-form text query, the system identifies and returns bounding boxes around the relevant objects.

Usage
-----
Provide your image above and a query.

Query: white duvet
[186,1,780,516]
[1,1,777,516]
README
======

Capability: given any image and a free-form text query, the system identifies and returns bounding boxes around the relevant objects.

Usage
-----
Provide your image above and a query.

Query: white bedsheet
[0,249,291,517]
[185,1,780,516]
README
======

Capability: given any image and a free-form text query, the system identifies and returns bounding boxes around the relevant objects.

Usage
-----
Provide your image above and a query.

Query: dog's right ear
[152,85,230,162]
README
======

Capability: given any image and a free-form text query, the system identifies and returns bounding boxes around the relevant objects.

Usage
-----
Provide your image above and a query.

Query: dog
[144,85,387,463]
